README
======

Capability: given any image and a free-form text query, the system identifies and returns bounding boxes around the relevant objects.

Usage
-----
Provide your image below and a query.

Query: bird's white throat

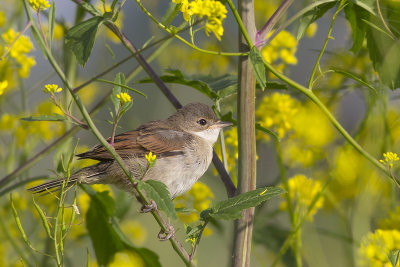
[191,127,221,145]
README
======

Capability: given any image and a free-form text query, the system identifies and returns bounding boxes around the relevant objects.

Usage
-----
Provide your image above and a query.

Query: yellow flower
[280,174,324,221]
[359,229,400,267]
[145,151,156,165]
[256,93,299,139]
[53,24,65,40]
[175,182,214,228]
[0,113,16,131]
[116,92,131,104]
[43,84,62,94]
[306,22,318,38]
[0,10,5,27]
[0,80,8,95]
[379,206,400,230]
[380,152,399,168]
[28,0,50,10]
[120,220,147,245]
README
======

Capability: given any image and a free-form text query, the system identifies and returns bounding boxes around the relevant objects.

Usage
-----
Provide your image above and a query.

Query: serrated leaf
[249,46,267,90]
[65,16,104,66]
[21,114,66,122]
[48,1,56,48]
[388,250,400,267]
[138,180,177,219]
[297,1,336,40]
[208,186,285,220]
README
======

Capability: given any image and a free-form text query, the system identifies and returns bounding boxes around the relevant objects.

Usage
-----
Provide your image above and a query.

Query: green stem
[226,0,253,48]
[308,0,346,89]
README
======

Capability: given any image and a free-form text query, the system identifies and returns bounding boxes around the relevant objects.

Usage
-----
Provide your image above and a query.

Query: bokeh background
[1,0,400,266]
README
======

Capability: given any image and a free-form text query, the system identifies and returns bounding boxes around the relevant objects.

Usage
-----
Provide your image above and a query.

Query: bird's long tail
[27,163,109,194]
[27,177,78,194]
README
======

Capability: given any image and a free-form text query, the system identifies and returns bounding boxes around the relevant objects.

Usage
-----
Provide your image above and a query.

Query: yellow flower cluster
[359,229,400,267]
[256,92,299,139]
[262,30,298,69]
[1,28,36,95]
[380,152,399,168]
[173,0,227,40]
[28,0,50,10]
[43,84,62,94]
[379,206,400,230]
[145,151,156,165]
[280,174,324,221]
[175,182,214,235]
[116,92,131,104]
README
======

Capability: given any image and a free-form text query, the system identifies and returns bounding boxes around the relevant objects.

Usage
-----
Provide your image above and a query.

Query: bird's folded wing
[76,128,189,161]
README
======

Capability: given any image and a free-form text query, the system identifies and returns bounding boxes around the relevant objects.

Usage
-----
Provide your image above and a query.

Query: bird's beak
[216,120,233,128]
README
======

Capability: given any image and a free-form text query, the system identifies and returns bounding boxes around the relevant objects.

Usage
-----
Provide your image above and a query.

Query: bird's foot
[140,200,157,213]
[158,224,175,241]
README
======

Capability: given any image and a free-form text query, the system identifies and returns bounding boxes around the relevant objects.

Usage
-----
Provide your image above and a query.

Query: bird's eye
[197,119,207,126]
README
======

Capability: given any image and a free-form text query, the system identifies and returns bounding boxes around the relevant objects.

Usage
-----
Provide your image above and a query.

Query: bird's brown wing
[76,126,189,161]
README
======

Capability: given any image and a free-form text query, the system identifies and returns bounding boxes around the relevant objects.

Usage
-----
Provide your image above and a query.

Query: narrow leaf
[208,187,285,220]
[48,1,56,48]
[97,78,147,98]
[65,16,104,66]
[32,197,52,238]
[249,46,267,90]
[21,114,66,122]
[330,68,377,93]
[388,250,400,267]
[138,180,177,220]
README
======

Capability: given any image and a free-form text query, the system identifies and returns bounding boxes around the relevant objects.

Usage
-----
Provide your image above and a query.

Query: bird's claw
[140,200,157,213]
[158,224,175,241]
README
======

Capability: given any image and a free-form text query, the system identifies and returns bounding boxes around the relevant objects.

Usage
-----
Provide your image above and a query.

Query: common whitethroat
[28,102,232,198]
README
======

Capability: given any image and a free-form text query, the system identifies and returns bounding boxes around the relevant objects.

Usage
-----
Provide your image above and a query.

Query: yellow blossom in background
[175,182,214,235]
[0,80,8,95]
[28,0,50,10]
[116,92,131,104]
[306,22,318,38]
[91,250,145,267]
[0,9,5,27]
[359,229,400,267]
[256,93,299,139]
[120,220,147,245]
[379,206,400,230]
[280,174,324,221]
[0,113,16,131]
[78,184,114,215]
[43,84,62,94]
[380,152,399,168]
[262,30,298,67]
[53,24,65,40]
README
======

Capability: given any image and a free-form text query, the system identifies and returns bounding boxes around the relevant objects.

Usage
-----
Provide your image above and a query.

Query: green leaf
[388,250,400,267]
[21,114,66,122]
[161,2,180,26]
[366,24,400,89]
[344,3,369,53]
[206,186,285,220]
[84,187,161,266]
[296,1,336,40]
[48,1,56,48]
[330,68,377,93]
[97,78,146,98]
[65,16,104,66]
[138,180,177,220]
[111,73,124,114]
[249,46,267,90]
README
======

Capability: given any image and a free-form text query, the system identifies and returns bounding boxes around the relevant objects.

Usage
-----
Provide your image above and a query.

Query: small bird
[28,102,232,199]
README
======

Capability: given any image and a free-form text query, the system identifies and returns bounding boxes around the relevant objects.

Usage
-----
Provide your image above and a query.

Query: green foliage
[202,186,285,220]
[48,1,56,48]
[389,250,400,267]
[138,180,178,220]
[65,16,104,66]
[85,186,161,266]
[21,114,67,122]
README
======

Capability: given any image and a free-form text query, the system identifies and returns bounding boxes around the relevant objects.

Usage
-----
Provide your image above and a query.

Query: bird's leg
[158,220,175,241]
[140,199,157,213]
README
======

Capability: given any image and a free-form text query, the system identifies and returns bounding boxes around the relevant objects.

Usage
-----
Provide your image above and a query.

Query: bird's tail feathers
[27,177,78,194]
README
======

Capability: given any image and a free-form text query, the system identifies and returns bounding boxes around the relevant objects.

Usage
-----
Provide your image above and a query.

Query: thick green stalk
[229,0,257,266]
